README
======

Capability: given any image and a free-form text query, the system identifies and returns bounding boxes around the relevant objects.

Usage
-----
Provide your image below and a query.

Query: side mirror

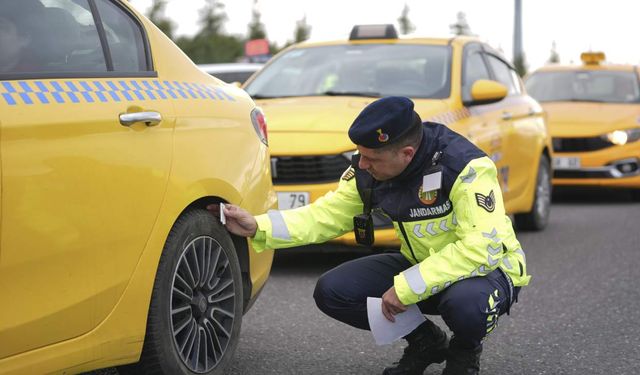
[464,79,508,106]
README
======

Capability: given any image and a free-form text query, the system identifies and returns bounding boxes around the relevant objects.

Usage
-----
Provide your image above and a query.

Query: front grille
[554,170,613,179]
[552,137,612,152]
[273,155,350,184]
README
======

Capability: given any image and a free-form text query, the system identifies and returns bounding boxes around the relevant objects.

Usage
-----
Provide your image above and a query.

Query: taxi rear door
[459,43,503,170]
[0,0,174,358]
[484,52,543,204]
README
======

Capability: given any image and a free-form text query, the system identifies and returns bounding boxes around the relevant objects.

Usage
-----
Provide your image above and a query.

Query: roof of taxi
[290,35,482,49]
[534,63,638,73]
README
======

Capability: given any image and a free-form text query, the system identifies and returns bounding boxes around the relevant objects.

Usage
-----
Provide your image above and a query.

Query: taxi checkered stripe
[0,80,235,106]
[427,108,471,125]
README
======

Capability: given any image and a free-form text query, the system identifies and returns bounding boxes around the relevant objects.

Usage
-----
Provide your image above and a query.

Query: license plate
[277,192,310,210]
[553,157,581,170]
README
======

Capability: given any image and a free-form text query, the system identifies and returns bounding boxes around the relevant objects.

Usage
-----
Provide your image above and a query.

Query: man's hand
[381,286,407,322]
[206,204,258,238]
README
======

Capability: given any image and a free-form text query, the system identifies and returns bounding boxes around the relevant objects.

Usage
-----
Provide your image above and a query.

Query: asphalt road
[226,188,640,375]
[92,188,640,375]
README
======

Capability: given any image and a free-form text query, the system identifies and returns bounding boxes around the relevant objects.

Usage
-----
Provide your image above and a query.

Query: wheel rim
[535,163,551,220]
[170,236,236,373]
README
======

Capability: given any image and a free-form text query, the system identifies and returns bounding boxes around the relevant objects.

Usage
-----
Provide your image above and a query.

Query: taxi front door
[0,77,175,358]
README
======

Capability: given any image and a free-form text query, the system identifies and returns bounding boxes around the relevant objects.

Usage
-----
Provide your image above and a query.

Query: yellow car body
[0,1,275,374]
[244,27,553,246]
[526,53,640,193]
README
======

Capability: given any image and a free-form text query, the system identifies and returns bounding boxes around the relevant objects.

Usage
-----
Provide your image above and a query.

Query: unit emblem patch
[418,185,437,205]
[475,190,496,212]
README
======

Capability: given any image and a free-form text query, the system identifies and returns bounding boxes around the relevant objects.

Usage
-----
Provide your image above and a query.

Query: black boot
[382,320,449,375]
[441,337,482,375]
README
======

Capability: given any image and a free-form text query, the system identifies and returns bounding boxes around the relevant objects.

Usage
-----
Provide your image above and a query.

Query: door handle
[119,111,162,127]
[501,112,512,121]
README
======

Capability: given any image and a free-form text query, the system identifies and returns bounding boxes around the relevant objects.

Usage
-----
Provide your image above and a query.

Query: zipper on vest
[398,221,419,264]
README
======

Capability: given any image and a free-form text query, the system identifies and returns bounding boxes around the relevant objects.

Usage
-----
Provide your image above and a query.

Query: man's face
[0,17,29,69]
[357,144,415,181]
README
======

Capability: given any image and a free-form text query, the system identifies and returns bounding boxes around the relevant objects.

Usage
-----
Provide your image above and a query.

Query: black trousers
[313,252,520,349]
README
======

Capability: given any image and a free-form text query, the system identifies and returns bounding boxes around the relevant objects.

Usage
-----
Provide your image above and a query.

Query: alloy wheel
[170,236,236,373]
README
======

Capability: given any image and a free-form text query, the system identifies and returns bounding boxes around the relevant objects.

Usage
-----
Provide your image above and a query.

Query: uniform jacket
[251,122,531,305]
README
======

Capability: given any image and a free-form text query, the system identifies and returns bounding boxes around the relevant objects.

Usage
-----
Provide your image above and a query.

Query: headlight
[602,128,640,145]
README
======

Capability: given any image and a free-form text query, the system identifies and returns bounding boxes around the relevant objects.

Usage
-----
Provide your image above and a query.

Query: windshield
[525,70,640,103]
[245,44,451,99]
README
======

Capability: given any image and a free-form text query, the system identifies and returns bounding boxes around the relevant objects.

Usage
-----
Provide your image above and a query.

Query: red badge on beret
[377,129,389,143]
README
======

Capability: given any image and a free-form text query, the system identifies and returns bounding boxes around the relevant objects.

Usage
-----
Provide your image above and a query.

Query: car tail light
[251,107,268,146]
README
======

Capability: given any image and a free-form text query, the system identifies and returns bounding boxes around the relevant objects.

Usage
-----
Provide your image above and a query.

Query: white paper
[367,297,426,346]
[219,203,226,225]
[422,171,442,192]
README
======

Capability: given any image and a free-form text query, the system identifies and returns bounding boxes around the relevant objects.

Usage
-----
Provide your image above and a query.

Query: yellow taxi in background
[0,1,275,374]
[244,24,553,246]
[525,52,640,199]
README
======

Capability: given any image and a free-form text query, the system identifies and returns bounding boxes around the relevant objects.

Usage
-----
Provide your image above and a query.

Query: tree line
[147,0,310,63]
[148,1,559,75]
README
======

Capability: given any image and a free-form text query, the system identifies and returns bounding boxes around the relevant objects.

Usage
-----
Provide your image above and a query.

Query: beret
[348,96,419,148]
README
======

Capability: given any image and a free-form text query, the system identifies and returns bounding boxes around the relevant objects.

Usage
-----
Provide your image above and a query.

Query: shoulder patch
[459,167,477,184]
[475,190,496,212]
[341,167,356,181]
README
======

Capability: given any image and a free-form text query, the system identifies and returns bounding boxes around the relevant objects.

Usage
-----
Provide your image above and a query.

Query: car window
[526,70,640,103]
[95,0,148,72]
[461,46,491,102]
[209,71,255,84]
[246,44,451,99]
[509,69,523,94]
[0,0,150,78]
[486,54,518,95]
[0,0,106,75]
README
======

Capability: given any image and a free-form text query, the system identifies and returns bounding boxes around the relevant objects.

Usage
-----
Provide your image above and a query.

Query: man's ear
[400,146,416,162]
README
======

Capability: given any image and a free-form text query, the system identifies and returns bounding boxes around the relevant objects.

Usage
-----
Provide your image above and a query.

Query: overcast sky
[129,0,640,70]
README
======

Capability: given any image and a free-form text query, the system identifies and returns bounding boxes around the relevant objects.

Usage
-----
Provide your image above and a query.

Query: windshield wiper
[250,94,286,99]
[564,98,607,103]
[320,90,381,98]
[251,91,382,99]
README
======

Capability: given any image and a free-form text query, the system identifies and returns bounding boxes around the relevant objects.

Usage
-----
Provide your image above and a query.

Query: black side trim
[89,0,114,71]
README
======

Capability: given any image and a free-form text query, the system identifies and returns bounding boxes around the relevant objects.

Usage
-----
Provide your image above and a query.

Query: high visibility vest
[252,123,530,305]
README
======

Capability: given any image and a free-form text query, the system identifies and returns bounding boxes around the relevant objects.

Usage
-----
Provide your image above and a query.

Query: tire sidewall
[533,155,552,228]
[150,209,244,375]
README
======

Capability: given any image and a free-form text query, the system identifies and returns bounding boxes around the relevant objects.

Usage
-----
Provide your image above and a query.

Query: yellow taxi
[244,24,553,246]
[0,1,275,374]
[525,52,640,199]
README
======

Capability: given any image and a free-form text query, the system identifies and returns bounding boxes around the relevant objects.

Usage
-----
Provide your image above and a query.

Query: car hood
[256,96,450,155]
[542,102,640,137]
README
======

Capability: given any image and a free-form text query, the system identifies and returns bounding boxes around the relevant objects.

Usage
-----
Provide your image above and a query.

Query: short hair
[378,112,424,152]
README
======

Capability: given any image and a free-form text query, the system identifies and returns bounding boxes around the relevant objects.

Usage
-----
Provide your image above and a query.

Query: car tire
[121,209,244,375]
[514,154,552,231]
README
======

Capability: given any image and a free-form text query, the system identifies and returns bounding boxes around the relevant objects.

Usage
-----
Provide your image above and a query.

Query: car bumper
[276,182,400,247]
[552,143,640,188]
